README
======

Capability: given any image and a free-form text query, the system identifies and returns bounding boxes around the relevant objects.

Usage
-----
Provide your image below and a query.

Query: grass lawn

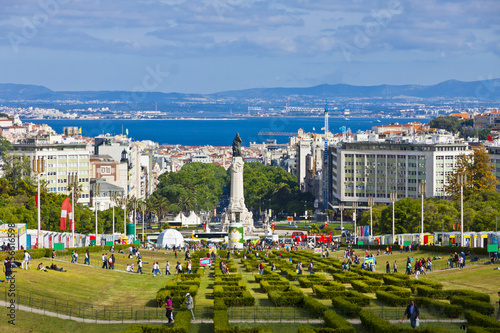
[0,309,146,333]
[5,257,172,308]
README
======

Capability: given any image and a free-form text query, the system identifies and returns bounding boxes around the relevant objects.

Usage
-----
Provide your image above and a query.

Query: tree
[2,153,32,187]
[0,137,12,156]
[446,146,497,199]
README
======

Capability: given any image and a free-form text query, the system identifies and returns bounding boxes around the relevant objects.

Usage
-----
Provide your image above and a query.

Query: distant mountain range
[1,79,499,102]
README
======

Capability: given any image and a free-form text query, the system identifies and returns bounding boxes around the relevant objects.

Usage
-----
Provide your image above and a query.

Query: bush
[173,311,192,332]
[467,327,499,333]
[350,280,376,293]
[382,286,411,298]
[323,310,355,333]
[332,272,363,283]
[268,287,304,306]
[214,310,230,333]
[382,275,411,288]
[375,290,410,307]
[444,290,490,303]
[360,309,399,333]
[465,310,500,328]
[331,297,362,317]
[451,297,494,316]
[410,280,443,293]
[343,291,371,306]
[418,297,462,318]
[313,285,346,299]
[0,248,50,261]
[221,291,255,307]
[302,296,328,317]
[416,285,443,299]
[214,298,228,310]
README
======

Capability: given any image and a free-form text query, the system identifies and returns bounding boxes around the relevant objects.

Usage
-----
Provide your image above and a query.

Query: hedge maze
[146,249,498,332]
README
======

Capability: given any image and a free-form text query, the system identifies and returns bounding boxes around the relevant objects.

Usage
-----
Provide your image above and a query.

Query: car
[334,226,345,231]
[288,223,299,228]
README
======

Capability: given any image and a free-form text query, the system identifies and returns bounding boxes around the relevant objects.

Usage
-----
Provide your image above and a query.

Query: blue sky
[0,0,499,93]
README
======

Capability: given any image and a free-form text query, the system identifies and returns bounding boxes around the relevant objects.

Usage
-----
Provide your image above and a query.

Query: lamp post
[132,198,139,241]
[68,172,79,247]
[339,203,344,243]
[120,196,128,236]
[32,156,45,248]
[352,201,358,244]
[141,202,146,243]
[110,191,118,243]
[91,182,101,245]
[457,174,467,247]
[418,180,426,244]
[367,197,374,239]
[390,191,397,244]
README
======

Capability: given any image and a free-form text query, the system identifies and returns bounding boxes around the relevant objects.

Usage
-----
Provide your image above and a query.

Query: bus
[166,221,183,228]
[192,231,227,243]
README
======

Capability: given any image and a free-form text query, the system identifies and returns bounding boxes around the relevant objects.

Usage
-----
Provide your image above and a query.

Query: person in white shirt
[22,251,30,270]
[166,261,171,275]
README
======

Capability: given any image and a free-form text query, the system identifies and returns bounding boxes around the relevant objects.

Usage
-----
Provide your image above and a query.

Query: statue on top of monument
[232,133,242,157]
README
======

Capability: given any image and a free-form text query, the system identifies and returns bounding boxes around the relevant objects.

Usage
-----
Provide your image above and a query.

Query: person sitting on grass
[37,263,47,272]
[49,263,66,272]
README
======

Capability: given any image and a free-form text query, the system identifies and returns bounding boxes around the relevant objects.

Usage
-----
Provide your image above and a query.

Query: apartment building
[486,144,500,193]
[11,137,91,205]
[329,133,472,204]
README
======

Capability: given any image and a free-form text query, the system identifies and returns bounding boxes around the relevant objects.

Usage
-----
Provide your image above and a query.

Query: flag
[487,135,493,141]
[60,198,72,230]
[78,127,82,135]
[35,194,38,208]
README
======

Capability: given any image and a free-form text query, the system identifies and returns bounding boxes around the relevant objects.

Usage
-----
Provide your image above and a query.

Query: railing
[2,286,212,322]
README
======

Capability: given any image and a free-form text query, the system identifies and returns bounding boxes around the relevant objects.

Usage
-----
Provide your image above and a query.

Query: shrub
[214,298,228,310]
[221,291,255,307]
[382,275,411,288]
[418,297,462,318]
[416,285,443,299]
[214,310,230,333]
[382,286,411,298]
[350,280,376,293]
[302,296,328,317]
[444,290,490,303]
[331,297,362,317]
[359,309,399,333]
[332,272,363,283]
[467,327,499,333]
[409,279,443,293]
[451,297,494,316]
[343,291,371,306]
[313,285,346,299]
[173,311,192,333]
[375,290,410,307]
[465,310,500,328]
[268,287,304,306]
[323,310,355,333]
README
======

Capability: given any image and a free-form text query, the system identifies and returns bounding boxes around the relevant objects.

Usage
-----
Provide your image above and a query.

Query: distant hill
[1,79,499,102]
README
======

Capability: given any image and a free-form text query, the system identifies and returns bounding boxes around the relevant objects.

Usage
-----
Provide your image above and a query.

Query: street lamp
[110,191,118,243]
[339,203,344,242]
[68,172,79,247]
[367,197,374,239]
[32,156,45,248]
[141,202,146,243]
[91,182,101,245]
[121,196,128,235]
[390,191,397,244]
[132,198,139,241]
[457,174,467,247]
[352,201,358,244]
[418,180,426,244]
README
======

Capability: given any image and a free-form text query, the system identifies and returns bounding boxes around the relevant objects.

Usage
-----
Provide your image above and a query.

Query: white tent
[173,212,201,227]
[156,229,184,249]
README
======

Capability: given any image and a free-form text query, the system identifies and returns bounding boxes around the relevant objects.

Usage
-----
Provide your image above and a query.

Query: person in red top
[165,296,173,323]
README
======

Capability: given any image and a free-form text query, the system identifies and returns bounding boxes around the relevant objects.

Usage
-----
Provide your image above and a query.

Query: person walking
[109,254,115,270]
[165,296,174,323]
[309,260,314,274]
[185,293,195,320]
[137,258,143,274]
[3,259,13,282]
[74,250,79,263]
[393,261,398,273]
[84,250,90,265]
[102,253,108,269]
[258,261,264,275]
[386,261,390,273]
[166,261,171,275]
[22,250,30,270]
[187,260,192,274]
[401,299,419,329]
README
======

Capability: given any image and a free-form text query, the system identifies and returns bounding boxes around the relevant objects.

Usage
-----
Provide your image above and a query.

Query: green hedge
[313,285,346,299]
[332,272,363,283]
[444,290,490,303]
[409,280,443,293]
[323,310,356,333]
[465,310,500,329]
[350,280,377,293]
[214,298,228,310]
[382,275,411,288]
[418,297,462,318]
[360,309,399,333]
[419,245,488,256]
[416,285,443,299]
[214,310,230,333]
[220,291,255,307]
[0,248,49,261]
[268,286,304,306]
[375,290,410,307]
[466,327,498,333]
[451,297,494,316]
[382,286,412,298]
[302,296,328,317]
[331,297,362,317]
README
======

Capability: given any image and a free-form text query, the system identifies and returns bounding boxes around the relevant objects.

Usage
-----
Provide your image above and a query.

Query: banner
[60,198,72,230]
[200,258,212,266]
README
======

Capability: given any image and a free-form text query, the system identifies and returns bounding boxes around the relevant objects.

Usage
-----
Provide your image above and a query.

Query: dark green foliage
[381,286,412,298]
[443,289,490,303]
[417,297,462,318]
[382,275,412,288]
[451,297,495,315]
[323,310,356,333]
[375,290,411,307]
[268,286,304,306]
[302,296,328,317]
[350,280,377,293]
[331,297,362,317]
[465,310,500,329]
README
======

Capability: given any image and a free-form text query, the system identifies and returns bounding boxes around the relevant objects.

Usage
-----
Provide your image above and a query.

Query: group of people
[448,252,467,269]
[219,260,230,274]
[101,253,116,270]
